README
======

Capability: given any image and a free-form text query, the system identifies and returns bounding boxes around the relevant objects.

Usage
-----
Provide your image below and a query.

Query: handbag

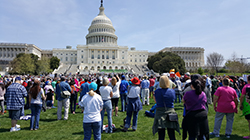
[59,83,71,98]
[162,89,178,122]
[168,112,178,121]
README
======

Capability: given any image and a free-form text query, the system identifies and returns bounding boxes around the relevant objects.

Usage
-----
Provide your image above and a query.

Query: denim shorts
[149,86,154,92]
[9,109,21,120]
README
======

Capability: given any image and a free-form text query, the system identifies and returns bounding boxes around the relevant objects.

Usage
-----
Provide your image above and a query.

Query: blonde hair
[103,77,110,86]
[111,77,117,86]
[159,76,170,89]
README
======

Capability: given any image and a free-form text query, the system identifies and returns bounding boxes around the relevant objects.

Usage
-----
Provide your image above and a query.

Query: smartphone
[246,87,250,98]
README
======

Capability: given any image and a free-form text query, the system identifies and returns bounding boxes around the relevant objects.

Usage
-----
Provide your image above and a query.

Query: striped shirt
[5,83,27,110]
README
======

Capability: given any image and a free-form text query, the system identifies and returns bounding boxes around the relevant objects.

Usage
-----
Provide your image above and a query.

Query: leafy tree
[197,67,204,75]
[225,52,247,75]
[147,51,186,74]
[10,53,36,75]
[36,57,52,75]
[50,56,60,70]
[206,52,224,73]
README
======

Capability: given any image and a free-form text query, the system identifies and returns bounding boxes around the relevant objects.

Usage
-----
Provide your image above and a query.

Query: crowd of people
[1,72,250,140]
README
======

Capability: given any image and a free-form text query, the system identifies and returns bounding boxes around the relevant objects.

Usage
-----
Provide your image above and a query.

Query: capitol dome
[86,2,118,46]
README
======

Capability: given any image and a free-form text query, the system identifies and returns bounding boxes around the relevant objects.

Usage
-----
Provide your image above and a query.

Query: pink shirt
[149,78,155,87]
[214,86,237,113]
[242,84,250,95]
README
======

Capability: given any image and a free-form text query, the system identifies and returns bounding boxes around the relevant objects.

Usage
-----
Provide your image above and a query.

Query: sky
[0,0,250,64]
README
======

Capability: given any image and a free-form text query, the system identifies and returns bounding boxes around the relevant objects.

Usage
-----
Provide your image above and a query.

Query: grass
[0,97,249,140]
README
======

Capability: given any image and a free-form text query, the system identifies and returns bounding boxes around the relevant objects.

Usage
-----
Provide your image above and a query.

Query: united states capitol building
[0,2,204,74]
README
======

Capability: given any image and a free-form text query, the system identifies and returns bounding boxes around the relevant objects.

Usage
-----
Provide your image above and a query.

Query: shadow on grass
[0,128,10,133]
[72,131,83,135]
[210,134,243,139]
[40,118,57,122]
[0,127,30,133]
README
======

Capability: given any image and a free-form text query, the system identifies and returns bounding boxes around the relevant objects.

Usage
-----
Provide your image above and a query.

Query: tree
[50,56,60,70]
[197,67,204,75]
[147,51,186,74]
[36,57,52,75]
[225,52,247,75]
[10,53,36,75]
[206,52,224,73]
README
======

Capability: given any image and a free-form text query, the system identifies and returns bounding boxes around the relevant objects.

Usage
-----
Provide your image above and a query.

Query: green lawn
[0,98,249,140]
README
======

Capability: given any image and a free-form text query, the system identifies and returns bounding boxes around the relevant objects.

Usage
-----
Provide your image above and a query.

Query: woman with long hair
[29,80,46,130]
[183,78,209,140]
[99,77,113,133]
[152,76,180,140]
[109,75,120,116]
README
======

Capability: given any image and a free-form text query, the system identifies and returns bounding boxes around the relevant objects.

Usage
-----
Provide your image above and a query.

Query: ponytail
[191,79,204,95]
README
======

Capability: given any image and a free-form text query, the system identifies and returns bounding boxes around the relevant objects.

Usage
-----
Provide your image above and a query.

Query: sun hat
[131,77,140,85]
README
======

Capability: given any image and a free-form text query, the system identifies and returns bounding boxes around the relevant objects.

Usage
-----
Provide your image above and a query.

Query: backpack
[120,83,127,92]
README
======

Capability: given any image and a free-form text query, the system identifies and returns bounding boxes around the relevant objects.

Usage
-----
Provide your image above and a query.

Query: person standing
[183,78,209,140]
[69,81,77,114]
[99,77,113,133]
[0,83,6,115]
[149,75,155,98]
[79,82,103,140]
[152,76,180,140]
[120,75,129,112]
[55,76,71,120]
[141,75,150,106]
[29,80,46,130]
[109,75,120,116]
[121,77,142,132]
[211,75,219,100]
[240,75,250,139]
[80,78,89,101]
[5,77,27,132]
[210,78,238,138]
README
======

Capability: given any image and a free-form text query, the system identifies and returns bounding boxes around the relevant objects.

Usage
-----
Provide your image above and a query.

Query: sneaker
[10,127,20,132]
[210,132,220,137]
[226,134,230,138]
[16,124,20,128]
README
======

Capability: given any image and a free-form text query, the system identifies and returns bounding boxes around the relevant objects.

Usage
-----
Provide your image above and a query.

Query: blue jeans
[124,110,139,130]
[175,91,182,103]
[30,104,42,129]
[101,100,112,133]
[46,100,53,107]
[83,121,101,140]
[70,94,77,113]
[120,94,127,112]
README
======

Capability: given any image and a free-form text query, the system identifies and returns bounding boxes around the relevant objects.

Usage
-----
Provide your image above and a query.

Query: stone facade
[160,47,205,70]
[0,43,41,70]
[52,3,148,73]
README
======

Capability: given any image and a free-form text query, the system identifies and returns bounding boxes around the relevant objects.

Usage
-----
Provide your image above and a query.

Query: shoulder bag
[162,89,178,122]
[59,83,71,98]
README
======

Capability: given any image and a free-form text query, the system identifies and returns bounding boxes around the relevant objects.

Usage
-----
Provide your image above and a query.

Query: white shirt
[99,86,112,100]
[44,85,54,94]
[127,86,140,98]
[108,80,121,98]
[79,93,103,123]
